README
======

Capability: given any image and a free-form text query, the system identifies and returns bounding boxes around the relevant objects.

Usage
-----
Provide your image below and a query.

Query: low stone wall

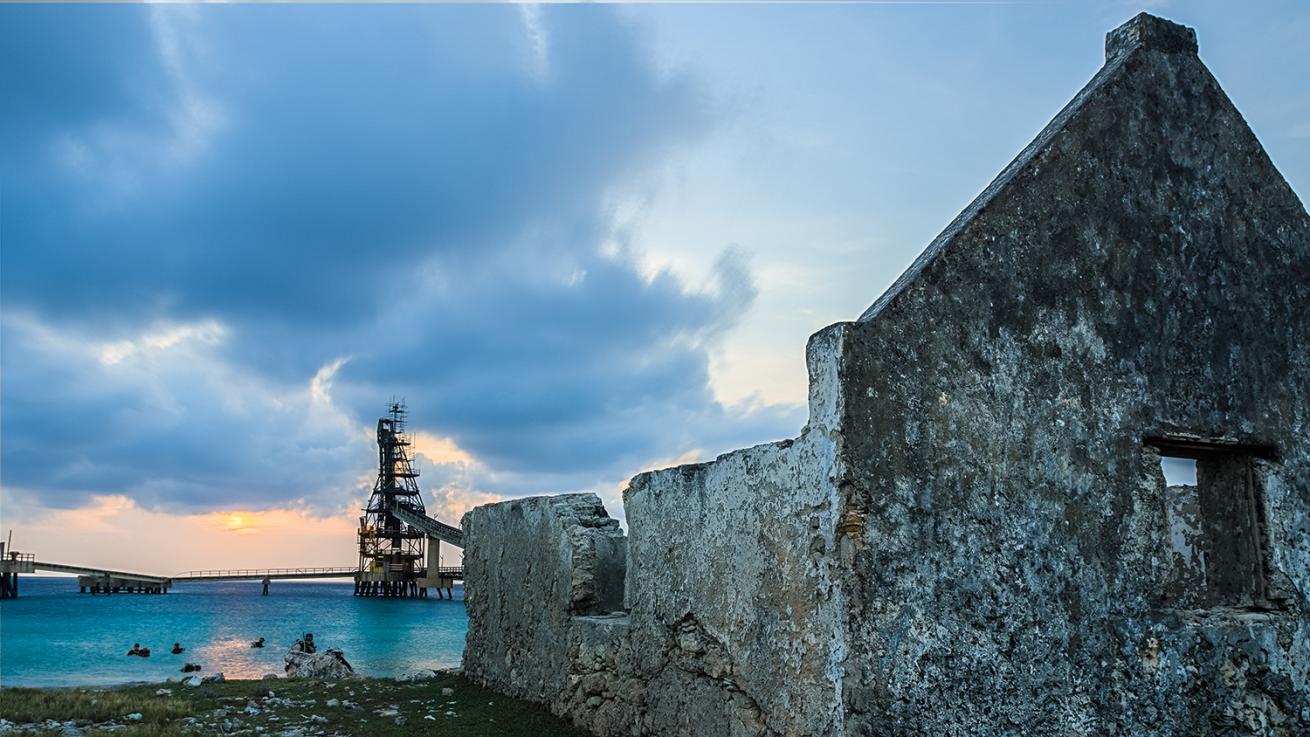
[461,494,629,711]
[620,429,846,737]
[461,459,843,737]
[461,326,853,737]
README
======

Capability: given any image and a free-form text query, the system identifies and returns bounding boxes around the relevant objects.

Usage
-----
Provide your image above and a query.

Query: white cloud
[50,6,226,197]
[518,4,551,81]
[147,4,226,165]
[310,357,351,404]
[99,320,227,366]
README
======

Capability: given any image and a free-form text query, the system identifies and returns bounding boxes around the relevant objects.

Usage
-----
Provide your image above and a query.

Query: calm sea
[0,577,467,688]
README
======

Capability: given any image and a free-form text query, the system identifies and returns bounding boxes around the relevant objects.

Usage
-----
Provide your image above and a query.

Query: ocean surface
[0,577,468,688]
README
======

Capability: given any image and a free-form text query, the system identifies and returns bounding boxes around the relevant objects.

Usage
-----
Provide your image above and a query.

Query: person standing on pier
[261,576,270,596]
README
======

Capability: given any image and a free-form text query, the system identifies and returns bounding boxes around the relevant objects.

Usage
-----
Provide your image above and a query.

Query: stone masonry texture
[461,13,1310,737]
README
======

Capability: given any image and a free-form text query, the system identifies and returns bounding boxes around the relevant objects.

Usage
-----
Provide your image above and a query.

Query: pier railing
[172,566,359,582]
[29,560,166,582]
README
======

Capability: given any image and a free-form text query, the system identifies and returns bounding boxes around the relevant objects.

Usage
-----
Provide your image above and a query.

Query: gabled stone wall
[834,13,1310,734]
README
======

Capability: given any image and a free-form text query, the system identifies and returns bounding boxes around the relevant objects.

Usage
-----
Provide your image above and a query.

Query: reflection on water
[0,577,467,687]
[198,636,284,681]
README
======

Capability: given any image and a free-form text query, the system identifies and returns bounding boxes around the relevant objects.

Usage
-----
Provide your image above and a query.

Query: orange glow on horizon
[2,496,366,574]
[408,431,477,467]
[0,483,500,575]
[0,427,507,574]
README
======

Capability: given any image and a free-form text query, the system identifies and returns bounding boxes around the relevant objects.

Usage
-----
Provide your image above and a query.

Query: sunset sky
[2,1,1306,574]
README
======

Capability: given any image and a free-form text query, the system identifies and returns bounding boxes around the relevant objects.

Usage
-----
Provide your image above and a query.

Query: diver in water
[292,633,317,654]
[126,643,142,657]
[250,637,265,648]
[181,663,202,673]
[171,642,185,655]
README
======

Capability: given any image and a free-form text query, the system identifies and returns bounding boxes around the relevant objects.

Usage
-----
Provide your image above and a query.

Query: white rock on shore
[397,669,439,682]
[283,648,356,679]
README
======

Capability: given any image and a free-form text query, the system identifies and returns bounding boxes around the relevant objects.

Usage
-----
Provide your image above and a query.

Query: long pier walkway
[172,567,359,582]
[1,549,462,598]
[1,551,171,595]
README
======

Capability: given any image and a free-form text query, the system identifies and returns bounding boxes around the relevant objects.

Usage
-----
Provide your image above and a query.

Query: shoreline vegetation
[0,674,587,736]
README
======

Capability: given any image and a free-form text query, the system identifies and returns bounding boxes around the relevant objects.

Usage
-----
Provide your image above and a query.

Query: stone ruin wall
[460,494,627,708]
[829,14,1310,734]
[462,327,854,737]
[617,325,850,737]
[462,13,1310,737]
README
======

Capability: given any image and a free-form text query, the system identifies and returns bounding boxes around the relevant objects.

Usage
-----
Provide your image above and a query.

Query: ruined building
[461,13,1309,736]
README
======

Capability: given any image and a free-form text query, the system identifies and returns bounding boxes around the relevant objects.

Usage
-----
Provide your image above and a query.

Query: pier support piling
[76,575,168,595]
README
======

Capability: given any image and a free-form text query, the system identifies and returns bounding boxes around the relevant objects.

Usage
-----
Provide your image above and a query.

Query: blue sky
[1,2,1306,566]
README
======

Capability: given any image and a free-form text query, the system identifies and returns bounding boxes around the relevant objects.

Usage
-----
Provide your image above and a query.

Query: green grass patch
[0,686,195,724]
[1,675,589,737]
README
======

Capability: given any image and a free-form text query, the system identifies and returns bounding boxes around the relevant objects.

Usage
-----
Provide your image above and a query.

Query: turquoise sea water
[0,577,467,687]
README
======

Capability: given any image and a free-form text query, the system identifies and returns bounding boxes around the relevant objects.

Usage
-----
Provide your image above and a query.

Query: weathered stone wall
[461,494,628,708]
[617,324,851,737]
[461,13,1309,737]
[462,329,854,737]
[836,14,1310,735]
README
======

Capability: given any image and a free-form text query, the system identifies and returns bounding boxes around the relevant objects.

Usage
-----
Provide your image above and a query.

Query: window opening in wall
[1160,456,1197,486]
[1147,439,1275,610]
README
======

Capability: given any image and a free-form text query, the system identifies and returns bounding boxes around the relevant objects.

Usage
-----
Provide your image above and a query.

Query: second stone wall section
[461,493,629,712]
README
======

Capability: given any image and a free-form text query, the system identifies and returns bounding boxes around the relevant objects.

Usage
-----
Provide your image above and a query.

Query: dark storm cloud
[0,4,802,511]
[3,5,705,328]
[337,247,770,474]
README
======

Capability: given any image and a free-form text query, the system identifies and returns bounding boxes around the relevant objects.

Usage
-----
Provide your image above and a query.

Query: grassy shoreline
[0,674,587,736]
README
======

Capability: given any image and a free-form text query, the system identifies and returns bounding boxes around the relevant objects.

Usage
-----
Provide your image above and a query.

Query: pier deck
[2,552,462,597]
[171,567,359,582]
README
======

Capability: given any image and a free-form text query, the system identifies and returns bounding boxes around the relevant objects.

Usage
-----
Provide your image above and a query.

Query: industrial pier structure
[354,402,463,598]
[2,402,465,599]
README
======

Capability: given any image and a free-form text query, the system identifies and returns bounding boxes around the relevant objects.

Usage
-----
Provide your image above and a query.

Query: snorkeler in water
[171,642,185,654]
[292,633,316,654]
[126,643,142,657]
[250,637,265,648]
